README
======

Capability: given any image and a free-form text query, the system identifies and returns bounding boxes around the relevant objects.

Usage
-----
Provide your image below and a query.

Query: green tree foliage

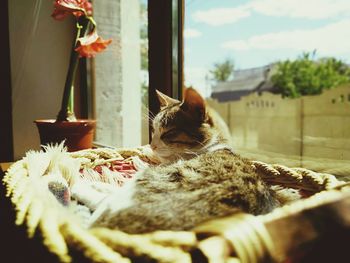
[271,53,350,98]
[140,2,148,106]
[209,58,235,83]
[140,2,148,72]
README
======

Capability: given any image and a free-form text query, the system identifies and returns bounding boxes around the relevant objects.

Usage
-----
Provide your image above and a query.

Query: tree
[209,58,235,83]
[271,52,350,98]
[140,2,148,72]
[140,2,148,106]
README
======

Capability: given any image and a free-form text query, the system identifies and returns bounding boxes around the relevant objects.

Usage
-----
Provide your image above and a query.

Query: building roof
[211,64,275,102]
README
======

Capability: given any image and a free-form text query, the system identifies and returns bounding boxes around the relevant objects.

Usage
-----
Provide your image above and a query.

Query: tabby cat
[72,88,279,234]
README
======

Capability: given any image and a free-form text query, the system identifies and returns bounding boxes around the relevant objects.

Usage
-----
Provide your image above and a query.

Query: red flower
[75,31,112,58]
[51,0,93,21]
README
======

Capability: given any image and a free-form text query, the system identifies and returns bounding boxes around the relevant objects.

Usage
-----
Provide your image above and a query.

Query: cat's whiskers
[141,112,155,123]
[141,105,156,123]
[183,149,200,158]
[148,111,156,121]
[175,153,186,162]
[193,140,213,153]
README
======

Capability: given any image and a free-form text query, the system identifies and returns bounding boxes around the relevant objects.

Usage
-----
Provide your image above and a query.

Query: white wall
[9,0,74,159]
[93,0,141,148]
[121,0,141,147]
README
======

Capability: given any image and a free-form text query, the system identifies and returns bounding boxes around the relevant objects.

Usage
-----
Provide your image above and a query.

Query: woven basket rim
[3,145,348,263]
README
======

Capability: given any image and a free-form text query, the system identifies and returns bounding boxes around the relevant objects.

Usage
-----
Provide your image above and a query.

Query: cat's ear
[156,90,180,110]
[180,88,206,121]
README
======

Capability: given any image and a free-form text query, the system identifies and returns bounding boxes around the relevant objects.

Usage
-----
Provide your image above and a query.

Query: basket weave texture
[3,145,349,263]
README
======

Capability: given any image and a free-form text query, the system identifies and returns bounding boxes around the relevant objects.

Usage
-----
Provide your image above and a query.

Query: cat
[71,88,280,234]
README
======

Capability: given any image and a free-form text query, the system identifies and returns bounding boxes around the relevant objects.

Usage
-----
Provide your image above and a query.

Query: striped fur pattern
[82,88,280,233]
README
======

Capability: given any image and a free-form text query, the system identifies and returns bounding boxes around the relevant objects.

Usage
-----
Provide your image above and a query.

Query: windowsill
[0,162,13,172]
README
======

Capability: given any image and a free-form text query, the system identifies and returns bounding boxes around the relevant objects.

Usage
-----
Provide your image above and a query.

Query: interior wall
[9,0,74,159]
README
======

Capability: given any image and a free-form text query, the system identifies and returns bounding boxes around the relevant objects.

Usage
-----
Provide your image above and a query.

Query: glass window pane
[184,0,350,180]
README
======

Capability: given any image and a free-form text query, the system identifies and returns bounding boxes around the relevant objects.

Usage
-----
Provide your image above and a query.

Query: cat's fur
[73,88,280,234]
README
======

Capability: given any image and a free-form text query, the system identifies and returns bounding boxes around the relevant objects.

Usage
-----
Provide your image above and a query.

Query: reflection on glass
[140,0,149,145]
[172,0,183,100]
[184,0,350,180]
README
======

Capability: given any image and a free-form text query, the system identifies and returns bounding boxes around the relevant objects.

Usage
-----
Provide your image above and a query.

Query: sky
[183,0,350,97]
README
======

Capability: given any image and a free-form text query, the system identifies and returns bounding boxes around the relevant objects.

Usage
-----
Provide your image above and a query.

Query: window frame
[0,0,14,162]
[148,0,184,138]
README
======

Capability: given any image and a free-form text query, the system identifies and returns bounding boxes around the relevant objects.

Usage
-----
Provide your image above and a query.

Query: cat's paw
[89,181,119,194]
[117,145,161,165]
[70,182,109,211]
[87,200,113,227]
[87,178,137,227]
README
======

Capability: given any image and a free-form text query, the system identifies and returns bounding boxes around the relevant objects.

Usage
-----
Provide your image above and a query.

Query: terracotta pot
[34,119,96,152]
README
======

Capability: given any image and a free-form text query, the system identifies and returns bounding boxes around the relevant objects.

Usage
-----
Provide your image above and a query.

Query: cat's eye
[160,129,197,146]
[160,129,179,140]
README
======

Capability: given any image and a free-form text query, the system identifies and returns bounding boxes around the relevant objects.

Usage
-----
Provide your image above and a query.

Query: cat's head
[150,88,230,163]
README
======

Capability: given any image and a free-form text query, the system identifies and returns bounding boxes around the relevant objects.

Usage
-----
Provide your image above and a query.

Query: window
[91,0,184,147]
[6,0,348,182]
[3,0,183,161]
[184,0,350,180]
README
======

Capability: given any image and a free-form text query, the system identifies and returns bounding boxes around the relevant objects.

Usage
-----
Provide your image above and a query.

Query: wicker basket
[3,145,350,263]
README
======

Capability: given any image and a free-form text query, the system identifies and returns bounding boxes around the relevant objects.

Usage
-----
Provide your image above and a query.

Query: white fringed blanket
[3,143,348,263]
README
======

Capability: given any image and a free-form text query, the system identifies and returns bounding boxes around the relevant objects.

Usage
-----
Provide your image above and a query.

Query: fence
[207,85,350,177]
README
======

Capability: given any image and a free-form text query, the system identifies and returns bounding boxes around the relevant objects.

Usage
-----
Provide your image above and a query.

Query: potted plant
[35,0,112,151]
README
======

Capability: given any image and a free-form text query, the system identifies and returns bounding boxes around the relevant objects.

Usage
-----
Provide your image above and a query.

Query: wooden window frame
[0,0,14,162]
[148,0,184,136]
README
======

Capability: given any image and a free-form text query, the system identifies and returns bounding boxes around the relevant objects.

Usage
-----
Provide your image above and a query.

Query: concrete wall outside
[207,85,350,176]
[93,0,142,148]
[121,0,141,148]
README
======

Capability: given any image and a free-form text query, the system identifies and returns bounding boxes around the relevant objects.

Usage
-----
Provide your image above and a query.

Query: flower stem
[56,16,90,122]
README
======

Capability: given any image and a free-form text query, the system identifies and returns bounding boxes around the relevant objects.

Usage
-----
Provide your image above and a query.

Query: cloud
[184,67,210,97]
[184,28,202,38]
[249,0,350,20]
[221,19,350,55]
[192,6,250,26]
[191,0,350,27]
